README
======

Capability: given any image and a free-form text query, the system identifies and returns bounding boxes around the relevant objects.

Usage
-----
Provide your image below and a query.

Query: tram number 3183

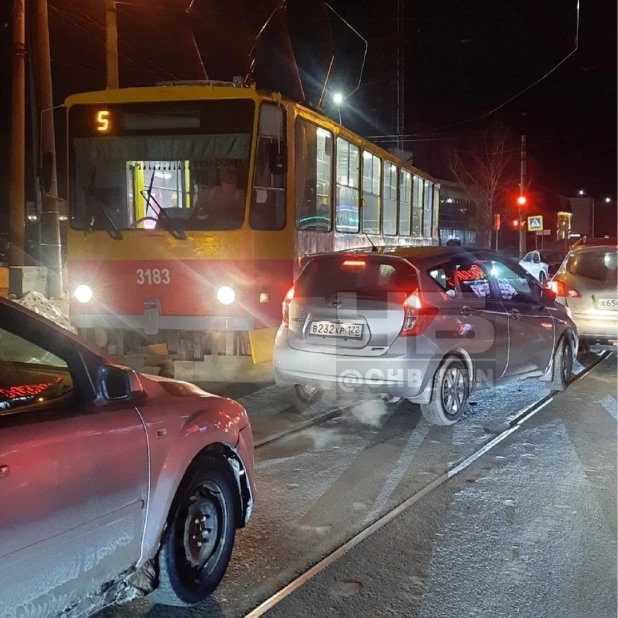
[136,268,171,285]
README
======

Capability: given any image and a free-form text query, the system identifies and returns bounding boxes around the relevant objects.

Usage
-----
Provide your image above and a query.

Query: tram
[65,82,440,361]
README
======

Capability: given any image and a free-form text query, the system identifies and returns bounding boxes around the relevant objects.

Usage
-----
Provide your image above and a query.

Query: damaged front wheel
[149,458,236,606]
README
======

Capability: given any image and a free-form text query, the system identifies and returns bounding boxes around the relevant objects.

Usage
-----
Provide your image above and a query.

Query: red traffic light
[512,219,520,227]
[517,195,527,206]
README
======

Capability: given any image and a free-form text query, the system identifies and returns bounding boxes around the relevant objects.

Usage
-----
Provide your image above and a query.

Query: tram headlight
[217,286,236,305]
[74,284,93,303]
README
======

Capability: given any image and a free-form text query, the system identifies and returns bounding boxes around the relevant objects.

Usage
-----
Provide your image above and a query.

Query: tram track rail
[244,351,611,617]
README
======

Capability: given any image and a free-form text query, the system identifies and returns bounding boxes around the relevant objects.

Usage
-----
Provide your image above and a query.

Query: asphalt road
[97,352,616,618]
[266,354,617,618]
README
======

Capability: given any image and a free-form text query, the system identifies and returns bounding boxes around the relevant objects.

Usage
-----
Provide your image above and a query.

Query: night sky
[0,0,616,228]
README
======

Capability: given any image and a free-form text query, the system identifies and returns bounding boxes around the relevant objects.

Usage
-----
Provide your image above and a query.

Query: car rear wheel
[420,357,470,426]
[548,336,573,392]
[294,384,322,403]
[539,271,546,286]
[149,458,236,607]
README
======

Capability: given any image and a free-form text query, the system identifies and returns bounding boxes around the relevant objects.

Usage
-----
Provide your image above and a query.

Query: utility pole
[8,0,26,278]
[519,134,527,257]
[396,0,404,155]
[35,0,63,298]
[27,6,42,264]
[105,0,119,88]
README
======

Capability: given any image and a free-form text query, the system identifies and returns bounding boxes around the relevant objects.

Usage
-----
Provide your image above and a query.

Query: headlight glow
[74,284,93,303]
[217,286,236,305]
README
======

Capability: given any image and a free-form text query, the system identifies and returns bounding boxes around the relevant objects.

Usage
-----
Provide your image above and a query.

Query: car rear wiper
[325,290,381,302]
[141,171,187,240]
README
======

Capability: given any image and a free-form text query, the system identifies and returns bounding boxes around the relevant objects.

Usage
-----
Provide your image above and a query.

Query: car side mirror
[98,365,144,402]
[532,254,541,263]
[542,286,557,305]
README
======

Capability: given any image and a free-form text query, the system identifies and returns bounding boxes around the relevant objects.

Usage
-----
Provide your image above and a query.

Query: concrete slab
[174,357,273,382]
[9,266,47,297]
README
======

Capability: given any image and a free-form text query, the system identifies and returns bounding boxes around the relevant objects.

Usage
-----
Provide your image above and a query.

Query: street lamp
[578,190,585,196]
[332,92,344,123]
[605,197,612,203]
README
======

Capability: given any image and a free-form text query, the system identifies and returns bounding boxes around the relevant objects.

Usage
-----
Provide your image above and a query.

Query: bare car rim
[562,341,572,384]
[441,366,466,416]
[175,480,229,590]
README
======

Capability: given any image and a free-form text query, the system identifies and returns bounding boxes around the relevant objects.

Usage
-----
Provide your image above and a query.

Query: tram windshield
[68,100,254,232]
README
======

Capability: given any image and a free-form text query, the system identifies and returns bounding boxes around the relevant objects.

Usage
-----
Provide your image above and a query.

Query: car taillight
[400,290,439,337]
[342,259,366,268]
[550,280,581,298]
[282,286,294,326]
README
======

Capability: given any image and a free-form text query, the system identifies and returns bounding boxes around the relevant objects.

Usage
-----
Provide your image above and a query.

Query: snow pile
[11,291,76,333]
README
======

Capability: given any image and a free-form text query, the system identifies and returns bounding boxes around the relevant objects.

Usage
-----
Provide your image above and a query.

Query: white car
[519,250,565,285]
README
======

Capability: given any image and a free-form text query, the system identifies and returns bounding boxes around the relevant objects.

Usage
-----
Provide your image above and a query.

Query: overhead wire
[364,0,581,142]
[324,2,368,98]
[49,6,166,82]
[52,0,181,82]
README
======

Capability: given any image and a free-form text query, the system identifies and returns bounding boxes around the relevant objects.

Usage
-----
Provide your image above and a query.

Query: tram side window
[335,138,360,233]
[251,103,287,231]
[399,169,412,236]
[295,119,333,231]
[412,175,423,237]
[423,181,433,237]
[362,151,381,234]
[382,161,398,236]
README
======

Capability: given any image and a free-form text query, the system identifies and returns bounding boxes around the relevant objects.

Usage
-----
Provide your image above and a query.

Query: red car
[0,297,254,617]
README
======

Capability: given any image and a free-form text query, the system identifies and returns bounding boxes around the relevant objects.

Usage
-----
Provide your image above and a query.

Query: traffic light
[517,195,527,206]
[512,219,520,228]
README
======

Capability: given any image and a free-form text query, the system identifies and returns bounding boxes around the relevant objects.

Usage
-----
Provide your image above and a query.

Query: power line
[365,0,581,141]
[49,6,168,83]
[52,0,181,82]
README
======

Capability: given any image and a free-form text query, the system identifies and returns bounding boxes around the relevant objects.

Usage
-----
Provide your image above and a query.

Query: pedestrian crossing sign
[527,215,543,232]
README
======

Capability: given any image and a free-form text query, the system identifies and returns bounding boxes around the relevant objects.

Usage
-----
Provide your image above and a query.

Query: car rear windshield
[296,255,418,298]
[566,248,617,283]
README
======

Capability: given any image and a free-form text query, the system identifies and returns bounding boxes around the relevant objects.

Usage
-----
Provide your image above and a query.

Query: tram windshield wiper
[141,172,187,240]
[82,173,123,240]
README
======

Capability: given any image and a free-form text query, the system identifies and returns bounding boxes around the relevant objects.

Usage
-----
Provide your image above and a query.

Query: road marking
[363,422,432,525]
[244,353,612,617]
[601,395,618,421]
